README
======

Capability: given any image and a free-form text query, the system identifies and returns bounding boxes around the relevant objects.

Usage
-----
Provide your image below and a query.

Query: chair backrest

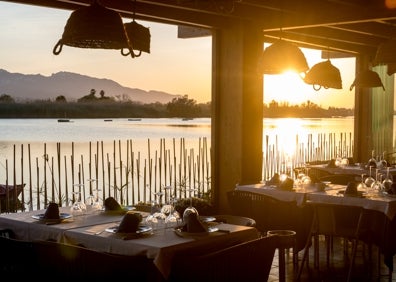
[0,232,36,273]
[319,174,360,185]
[32,240,151,280]
[228,190,312,252]
[309,202,364,238]
[213,214,256,227]
[169,235,279,282]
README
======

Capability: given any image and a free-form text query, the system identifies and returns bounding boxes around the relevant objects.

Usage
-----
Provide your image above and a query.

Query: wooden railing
[0,132,353,213]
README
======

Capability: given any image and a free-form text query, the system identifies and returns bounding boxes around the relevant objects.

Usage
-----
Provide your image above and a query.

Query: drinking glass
[356,173,366,192]
[382,167,393,193]
[364,166,375,187]
[370,170,384,196]
[145,191,166,229]
[182,188,199,223]
[70,190,87,217]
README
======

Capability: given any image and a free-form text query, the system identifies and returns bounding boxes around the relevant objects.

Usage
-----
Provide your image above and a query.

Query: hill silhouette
[0,69,181,104]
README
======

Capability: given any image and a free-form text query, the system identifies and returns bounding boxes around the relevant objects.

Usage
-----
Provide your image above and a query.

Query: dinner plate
[102,205,136,215]
[199,216,216,223]
[174,226,219,238]
[337,190,365,198]
[105,225,153,235]
[32,213,72,223]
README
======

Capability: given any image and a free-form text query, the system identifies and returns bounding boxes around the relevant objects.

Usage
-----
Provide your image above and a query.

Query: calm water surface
[0,117,357,208]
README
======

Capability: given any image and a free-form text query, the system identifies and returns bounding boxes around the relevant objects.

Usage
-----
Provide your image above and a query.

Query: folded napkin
[327,159,337,168]
[366,160,377,169]
[278,176,294,191]
[117,211,142,233]
[345,181,358,196]
[266,173,280,186]
[44,202,60,220]
[104,197,123,211]
[182,211,207,233]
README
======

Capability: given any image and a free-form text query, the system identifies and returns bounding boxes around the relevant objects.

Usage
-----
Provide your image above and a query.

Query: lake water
[0,117,355,165]
[0,117,358,210]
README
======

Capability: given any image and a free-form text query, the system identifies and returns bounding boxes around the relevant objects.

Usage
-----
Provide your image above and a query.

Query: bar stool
[267,230,297,282]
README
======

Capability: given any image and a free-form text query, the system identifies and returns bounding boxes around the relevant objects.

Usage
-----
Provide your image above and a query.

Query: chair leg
[347,239,358,282]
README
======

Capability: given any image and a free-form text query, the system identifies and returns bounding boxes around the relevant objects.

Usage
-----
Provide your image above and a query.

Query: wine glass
[145,191,166,229]
[165,194,180,228]
[364,166,375,188]
[182,188,199,224]
[356,173,366,193]
[70,189,87,218]
[382,167,393,193]
[370,170,384,196]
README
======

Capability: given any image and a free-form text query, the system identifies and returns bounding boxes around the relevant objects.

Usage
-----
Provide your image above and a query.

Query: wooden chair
[297,202,371,282]
[0,229,37,274]
[212,214,256,227]
[168,235,279,282]
[32,240,152,280]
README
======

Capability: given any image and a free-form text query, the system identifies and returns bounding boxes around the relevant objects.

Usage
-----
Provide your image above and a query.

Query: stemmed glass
[70,188,87,217]
[145,191,166,229]
[356,173,367,193]
[364,166,375,188]
[382,167,393,193]
[182,188,199,223]
[164,194,180,228]
[371,170,384,195]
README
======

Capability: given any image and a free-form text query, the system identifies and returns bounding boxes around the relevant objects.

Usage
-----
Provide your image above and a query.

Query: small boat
[182,118,194,121]
[57,119,71,123]
[104,119,113,122]
[128,118,142,121]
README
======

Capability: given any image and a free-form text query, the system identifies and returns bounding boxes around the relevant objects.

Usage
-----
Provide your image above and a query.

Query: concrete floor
[268,236,395,282]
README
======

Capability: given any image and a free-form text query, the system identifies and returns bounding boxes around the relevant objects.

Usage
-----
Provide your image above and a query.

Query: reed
[0,133,353,213]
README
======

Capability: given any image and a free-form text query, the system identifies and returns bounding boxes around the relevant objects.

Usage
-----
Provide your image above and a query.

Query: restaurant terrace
[2,1,396,281]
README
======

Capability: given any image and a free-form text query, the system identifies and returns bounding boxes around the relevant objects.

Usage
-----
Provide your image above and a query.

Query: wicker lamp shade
[373,39,396,66]
[303,60,342,90]
[124,20,151,57]
[53,1,132,57]
[349,70,385,91]
[259,39,309,75]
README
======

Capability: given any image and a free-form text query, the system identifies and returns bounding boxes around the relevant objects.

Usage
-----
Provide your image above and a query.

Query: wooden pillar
[353,56,394,163]
[211,21,263,213]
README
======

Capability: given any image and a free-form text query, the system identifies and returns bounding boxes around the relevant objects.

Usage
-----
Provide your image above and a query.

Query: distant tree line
[0,89,356,118]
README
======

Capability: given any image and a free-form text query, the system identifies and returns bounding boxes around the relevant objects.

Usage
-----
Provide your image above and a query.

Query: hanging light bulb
[303,60,342,91]
[349,70,385,91]
[258,39,309,75]
[53,0,132,58]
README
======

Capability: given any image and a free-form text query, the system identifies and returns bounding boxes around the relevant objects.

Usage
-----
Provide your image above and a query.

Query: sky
[0,2,357,108]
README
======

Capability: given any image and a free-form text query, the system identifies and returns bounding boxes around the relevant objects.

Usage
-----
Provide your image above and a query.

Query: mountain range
[0,69,181,104]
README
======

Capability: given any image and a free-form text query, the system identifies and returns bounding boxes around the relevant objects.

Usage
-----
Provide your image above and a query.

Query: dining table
[236,182,396,273]
[304,162,396,182]
[0,206,260,280]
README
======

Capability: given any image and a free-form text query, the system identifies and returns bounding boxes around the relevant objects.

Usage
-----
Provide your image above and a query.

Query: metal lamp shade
[373,40,396,66]
[259,39,309,74]
[349,70,385,91]
[387,63,396,76]
[53,1,131,55]
[303,60,342,90]
[123,20,151,57]
[125,21,150,53]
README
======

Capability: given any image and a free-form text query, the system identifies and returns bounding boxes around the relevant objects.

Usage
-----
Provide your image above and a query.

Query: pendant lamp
[259,39,309,75]
[123,20,151,57]
[387,63,396,76]
[373,39,396,66]
[349,70,385,91]
[53,0,132,57]
[303,60,342,91]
